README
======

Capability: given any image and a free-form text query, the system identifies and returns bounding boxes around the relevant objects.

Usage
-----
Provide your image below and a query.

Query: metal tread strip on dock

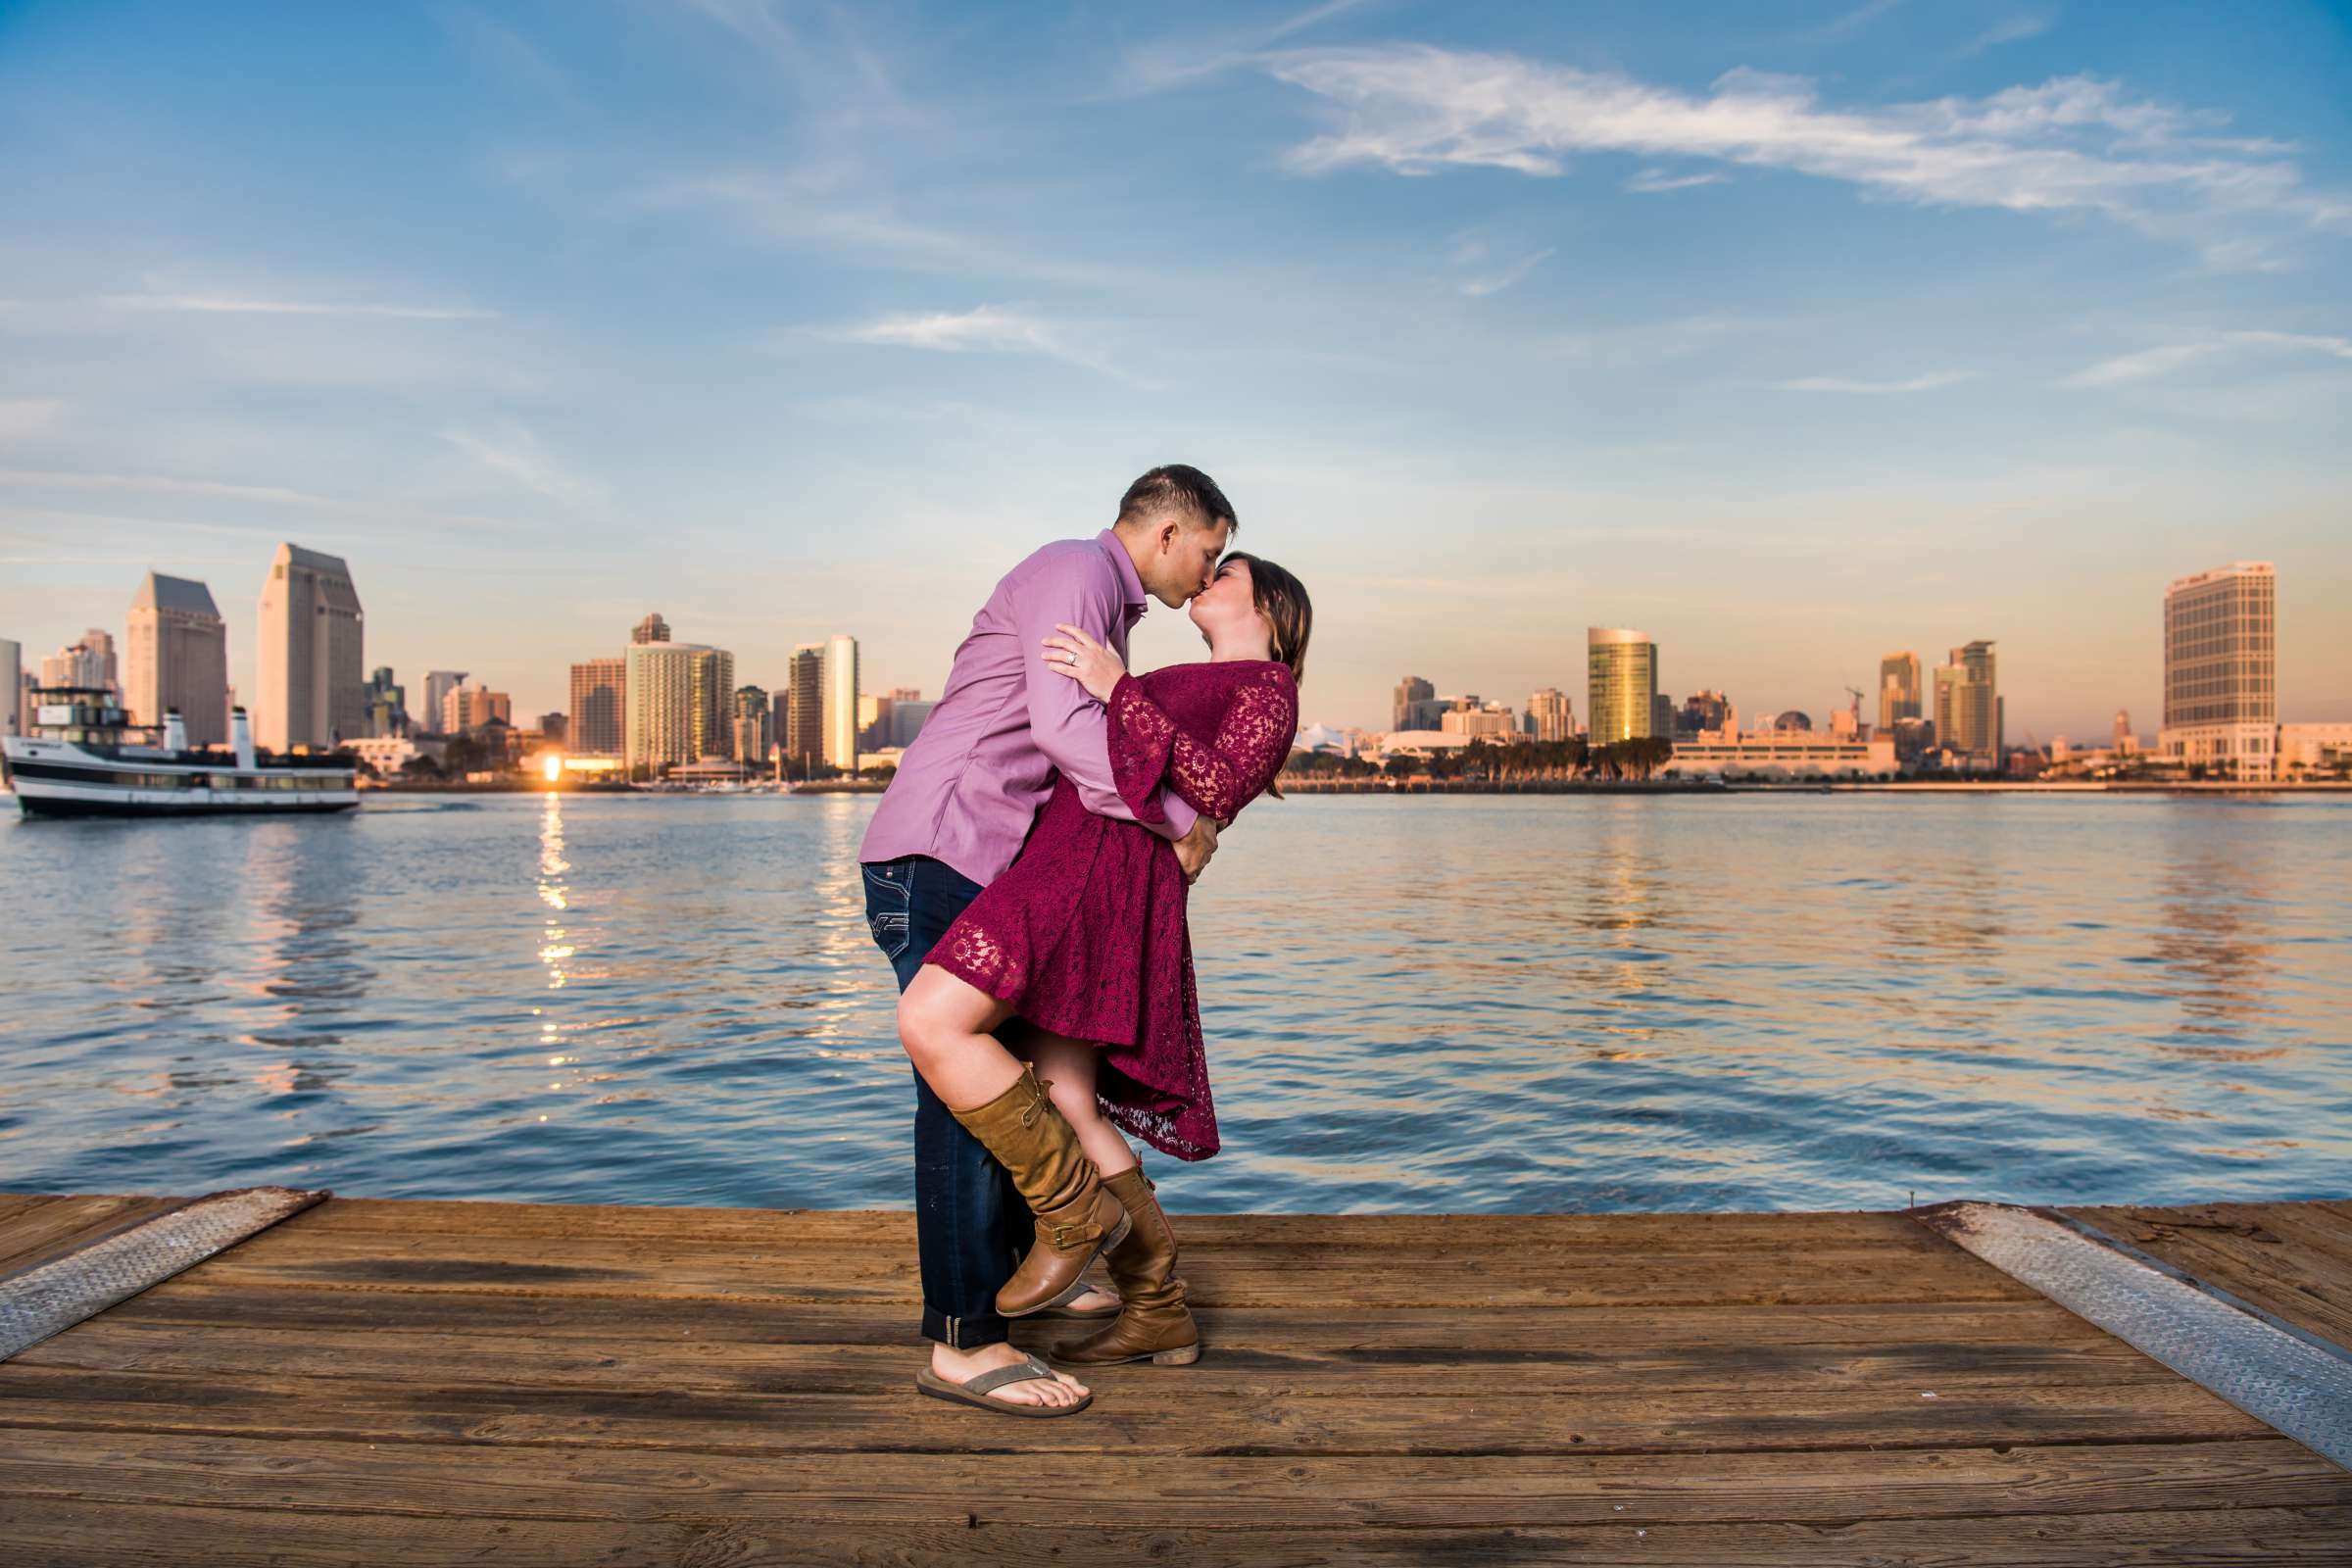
[0,1185,329,1361]
[1913,1200,2352,1469]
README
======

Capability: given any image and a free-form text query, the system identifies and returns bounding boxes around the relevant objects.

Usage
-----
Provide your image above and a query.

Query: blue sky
[2,0,2346,739]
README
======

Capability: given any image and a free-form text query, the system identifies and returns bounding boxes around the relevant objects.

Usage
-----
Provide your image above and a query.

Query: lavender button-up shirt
[858,529,1199,886]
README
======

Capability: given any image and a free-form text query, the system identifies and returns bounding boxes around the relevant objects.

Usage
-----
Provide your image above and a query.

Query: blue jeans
[861,854,1030,1348]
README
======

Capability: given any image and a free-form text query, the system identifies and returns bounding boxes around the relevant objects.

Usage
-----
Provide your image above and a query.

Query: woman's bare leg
[895,963,1090,1408]
[1022,1032,1141,1180]
[897,962,1029,1110]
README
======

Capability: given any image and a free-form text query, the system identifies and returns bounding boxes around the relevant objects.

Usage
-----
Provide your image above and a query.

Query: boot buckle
[1049,1221,1099,1249]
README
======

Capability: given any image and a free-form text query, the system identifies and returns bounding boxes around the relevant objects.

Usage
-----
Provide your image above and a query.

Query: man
[858,465,1235,1413]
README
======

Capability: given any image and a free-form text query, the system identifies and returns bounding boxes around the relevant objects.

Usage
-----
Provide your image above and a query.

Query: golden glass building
[1586,627,1657,745]
[1878,651,1921,733]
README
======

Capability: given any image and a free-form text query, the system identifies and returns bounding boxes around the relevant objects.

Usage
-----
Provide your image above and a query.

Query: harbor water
[2,792,2347,1214]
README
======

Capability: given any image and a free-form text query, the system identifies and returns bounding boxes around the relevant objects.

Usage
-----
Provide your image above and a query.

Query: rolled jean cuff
[923,1305,1009,1349]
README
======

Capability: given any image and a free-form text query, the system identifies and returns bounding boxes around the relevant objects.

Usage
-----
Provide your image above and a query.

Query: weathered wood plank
[93,1281,2117,1351]
[0,1430,2342,1531]
[183,1233,2031,1308]
[284,1200,1958,1251]
[2066,1202,2352,1349]
[10,1316,2167,1398]
[5,1495,2350,1566]
[0,1196,190,1280]
[0,1363,2266,1456]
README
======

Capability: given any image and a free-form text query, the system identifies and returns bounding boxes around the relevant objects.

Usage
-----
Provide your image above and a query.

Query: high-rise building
[624,641,733,775]
[1677,690,1731,738]
[1878,652,1922,733]
[693,648,734,760]
[1393,675,1437,733]
[2160,562,2277,780]
[632,612,670,646]
[821,632,859,769]
[1933,641,1998,766]
[1441,704,1516,739]
[0,637,20,736]
[39,628,120,698]
[2114,709,2135,756]
[363,665,408,738]
[1650,692,1676,741]
[256,543,364,751]
[783,644,823,767]
[732,685,772,767]
[421,670,467,736]
[568,658,626,756]
[442,683,512,734]
[539,713,568,744]
[125,573,230,749]
[1526,687,1574,742]
[1587,628,1657,745]
[889,699,937,750]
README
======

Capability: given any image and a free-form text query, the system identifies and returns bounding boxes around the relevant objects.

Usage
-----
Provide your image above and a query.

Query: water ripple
[1,792,2347,1213]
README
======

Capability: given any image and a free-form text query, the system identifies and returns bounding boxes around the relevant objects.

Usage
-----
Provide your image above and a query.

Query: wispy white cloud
[439,424,608,511]
[2062,329,2352,387]
[1264,47,2350,263]
[1547,314,1790,365]
[1962,15,2054,57]
[1115,0,1373,97]
[0,466,357,510]
[0,399,63,437]
[620,172,1144,290]
[817,305,1151,386]
[1773,370,1975,392]
[102,292,494,320]
[1460,248,1553,297]
[1625,168,1728,194]
[670,0,917,126]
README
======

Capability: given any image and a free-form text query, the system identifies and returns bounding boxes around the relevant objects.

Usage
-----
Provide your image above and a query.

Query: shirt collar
[1095,528,1149,618]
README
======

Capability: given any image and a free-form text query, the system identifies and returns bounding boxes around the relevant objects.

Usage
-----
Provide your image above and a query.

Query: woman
[896,552,1309,1415]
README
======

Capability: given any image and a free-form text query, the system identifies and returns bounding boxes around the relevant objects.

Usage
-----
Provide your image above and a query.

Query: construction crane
[1845,686,1865,725]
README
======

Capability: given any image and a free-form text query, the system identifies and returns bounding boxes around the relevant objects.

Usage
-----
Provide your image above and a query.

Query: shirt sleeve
[1017,555,1197,840]
[1106,666,1298,823]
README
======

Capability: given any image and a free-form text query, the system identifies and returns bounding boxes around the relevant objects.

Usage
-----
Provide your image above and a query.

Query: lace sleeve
[1105,673,1176,824]
[1166,666,1298,819]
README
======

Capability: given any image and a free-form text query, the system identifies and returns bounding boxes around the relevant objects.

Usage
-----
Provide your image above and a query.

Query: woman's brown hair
[1221,552,1311,799]
[1222,552,1311,686]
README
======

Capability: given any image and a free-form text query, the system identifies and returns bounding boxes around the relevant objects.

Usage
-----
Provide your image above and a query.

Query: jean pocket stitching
[862,865,912,959]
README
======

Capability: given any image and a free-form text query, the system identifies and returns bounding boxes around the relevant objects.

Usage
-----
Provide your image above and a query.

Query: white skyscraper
[421,670,468,737]
[127,572,230,748]
[821,632,859,770]
[2160,562,2277,780]
[624,641,733,775]
[256,543,365,751]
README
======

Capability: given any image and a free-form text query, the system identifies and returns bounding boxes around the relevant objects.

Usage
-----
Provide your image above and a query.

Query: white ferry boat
[1,687,359,818]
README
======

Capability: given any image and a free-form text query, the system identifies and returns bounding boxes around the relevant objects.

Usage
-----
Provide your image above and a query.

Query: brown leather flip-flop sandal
[914,1351,1093,1417]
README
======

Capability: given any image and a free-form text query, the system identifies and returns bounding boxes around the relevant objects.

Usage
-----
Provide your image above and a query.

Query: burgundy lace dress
[925,660,1298,1160]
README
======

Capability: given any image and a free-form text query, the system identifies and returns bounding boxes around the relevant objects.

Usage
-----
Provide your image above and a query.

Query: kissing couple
[858,464,1310,1417]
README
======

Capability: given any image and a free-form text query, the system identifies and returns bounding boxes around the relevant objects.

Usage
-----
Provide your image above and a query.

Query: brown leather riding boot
[948,1065,1131,1317]
[1053,1164,1200,1366]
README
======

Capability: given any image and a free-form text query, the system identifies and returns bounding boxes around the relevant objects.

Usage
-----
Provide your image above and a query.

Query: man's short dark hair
[1117,464,1236,534]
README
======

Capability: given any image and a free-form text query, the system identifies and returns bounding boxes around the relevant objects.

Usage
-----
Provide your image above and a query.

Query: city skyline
[3,543,2335,762]
[0,2,2346,737]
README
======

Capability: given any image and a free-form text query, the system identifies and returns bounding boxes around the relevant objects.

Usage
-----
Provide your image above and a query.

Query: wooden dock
[2,1192,2349,1563]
